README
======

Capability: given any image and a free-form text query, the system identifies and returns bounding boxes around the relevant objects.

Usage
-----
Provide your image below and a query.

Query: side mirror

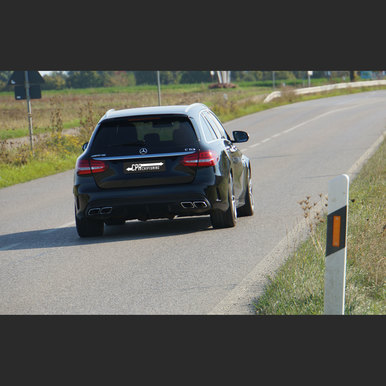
[82,142,88,151]
[232,131,249,143]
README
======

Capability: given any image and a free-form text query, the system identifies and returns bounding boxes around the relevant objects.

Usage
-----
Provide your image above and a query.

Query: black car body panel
[73,103,254,236]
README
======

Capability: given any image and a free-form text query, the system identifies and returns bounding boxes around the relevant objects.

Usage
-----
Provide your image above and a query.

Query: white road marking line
[245,105,360,150]
[281,106,357,135]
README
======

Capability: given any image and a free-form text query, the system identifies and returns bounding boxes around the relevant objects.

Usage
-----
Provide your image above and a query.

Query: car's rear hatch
[87,114,200,189]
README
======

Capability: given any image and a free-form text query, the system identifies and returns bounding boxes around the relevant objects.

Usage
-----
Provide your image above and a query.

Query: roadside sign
[8,70,44,86]
[8,71,44,100]
[7,71,45,153]
[14,84,42,100]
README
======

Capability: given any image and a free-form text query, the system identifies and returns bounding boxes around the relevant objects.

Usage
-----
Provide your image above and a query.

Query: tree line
[0,70,354,91]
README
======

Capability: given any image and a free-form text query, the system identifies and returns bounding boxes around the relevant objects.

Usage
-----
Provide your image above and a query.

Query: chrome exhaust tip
[181,201,208,209]
[88,208,101,215]
[193,201,208,209]
[181,201,194,209]
[100,207,113,215]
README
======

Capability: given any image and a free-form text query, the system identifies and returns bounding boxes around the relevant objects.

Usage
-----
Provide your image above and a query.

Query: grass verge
[0,126,90,189]
[0,152,78,188]
[253,137,386,315]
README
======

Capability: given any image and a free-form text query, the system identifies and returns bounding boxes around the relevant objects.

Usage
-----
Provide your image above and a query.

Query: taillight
[90,159,108,173]
[76,159,108,175]
[76,160,91,175]
[181,151,219,167]
[198,151,219,166]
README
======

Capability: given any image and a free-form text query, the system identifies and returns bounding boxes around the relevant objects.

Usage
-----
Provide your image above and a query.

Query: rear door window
[204,111,231,140]
[90,115,198,156]
[200,114,218,142]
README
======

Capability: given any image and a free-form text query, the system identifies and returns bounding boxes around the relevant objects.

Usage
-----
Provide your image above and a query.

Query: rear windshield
[89,115,198,156]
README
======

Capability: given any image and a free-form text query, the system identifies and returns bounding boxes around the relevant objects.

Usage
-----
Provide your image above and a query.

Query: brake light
[181,151,219,167]
[76,159,108,175]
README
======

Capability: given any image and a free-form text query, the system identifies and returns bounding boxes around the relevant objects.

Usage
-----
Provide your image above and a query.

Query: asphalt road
[1,90,385,314]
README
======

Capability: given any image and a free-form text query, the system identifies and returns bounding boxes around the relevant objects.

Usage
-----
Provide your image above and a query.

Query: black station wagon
[74,103,254,237]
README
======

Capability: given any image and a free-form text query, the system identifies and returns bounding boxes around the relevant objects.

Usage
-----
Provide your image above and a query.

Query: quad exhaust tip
[88,208,101,215]
[100,207,113,214]
[180,201,208,209]
[89,202,208,215]
[88,207,113,216]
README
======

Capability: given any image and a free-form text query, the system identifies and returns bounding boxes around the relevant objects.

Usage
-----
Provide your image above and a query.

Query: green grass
[254,138,386,315]
[0,130,86,189]
[0,152,78,188]
[0,82,223,99]
[0,119,80,140]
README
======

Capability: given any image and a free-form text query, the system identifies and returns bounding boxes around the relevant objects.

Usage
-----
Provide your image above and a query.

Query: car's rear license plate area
[124,160,166,174]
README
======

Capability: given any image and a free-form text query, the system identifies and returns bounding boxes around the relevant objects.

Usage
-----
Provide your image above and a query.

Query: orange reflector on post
[332,216,341,247]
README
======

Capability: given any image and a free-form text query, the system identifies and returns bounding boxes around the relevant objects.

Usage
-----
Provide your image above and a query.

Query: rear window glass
[90,115,198,156]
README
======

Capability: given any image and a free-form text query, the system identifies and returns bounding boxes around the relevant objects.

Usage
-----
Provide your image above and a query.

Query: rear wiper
[108,141,145,147]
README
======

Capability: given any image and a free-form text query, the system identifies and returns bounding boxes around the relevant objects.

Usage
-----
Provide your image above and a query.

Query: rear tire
[76,215,104,237]
[210,174,237,229]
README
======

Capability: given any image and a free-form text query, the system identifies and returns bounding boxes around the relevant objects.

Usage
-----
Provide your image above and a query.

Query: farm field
[0,83,271,140]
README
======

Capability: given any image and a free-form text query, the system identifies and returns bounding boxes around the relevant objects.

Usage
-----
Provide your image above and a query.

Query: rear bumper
[74,179,228,221]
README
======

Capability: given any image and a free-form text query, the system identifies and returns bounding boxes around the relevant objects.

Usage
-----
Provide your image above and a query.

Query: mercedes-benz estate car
[73,103,254,237]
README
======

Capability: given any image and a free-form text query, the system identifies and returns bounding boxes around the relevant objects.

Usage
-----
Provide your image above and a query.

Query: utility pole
[24,71,34,154]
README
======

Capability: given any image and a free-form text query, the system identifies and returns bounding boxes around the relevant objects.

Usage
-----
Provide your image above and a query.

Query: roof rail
[186,103,207,113]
